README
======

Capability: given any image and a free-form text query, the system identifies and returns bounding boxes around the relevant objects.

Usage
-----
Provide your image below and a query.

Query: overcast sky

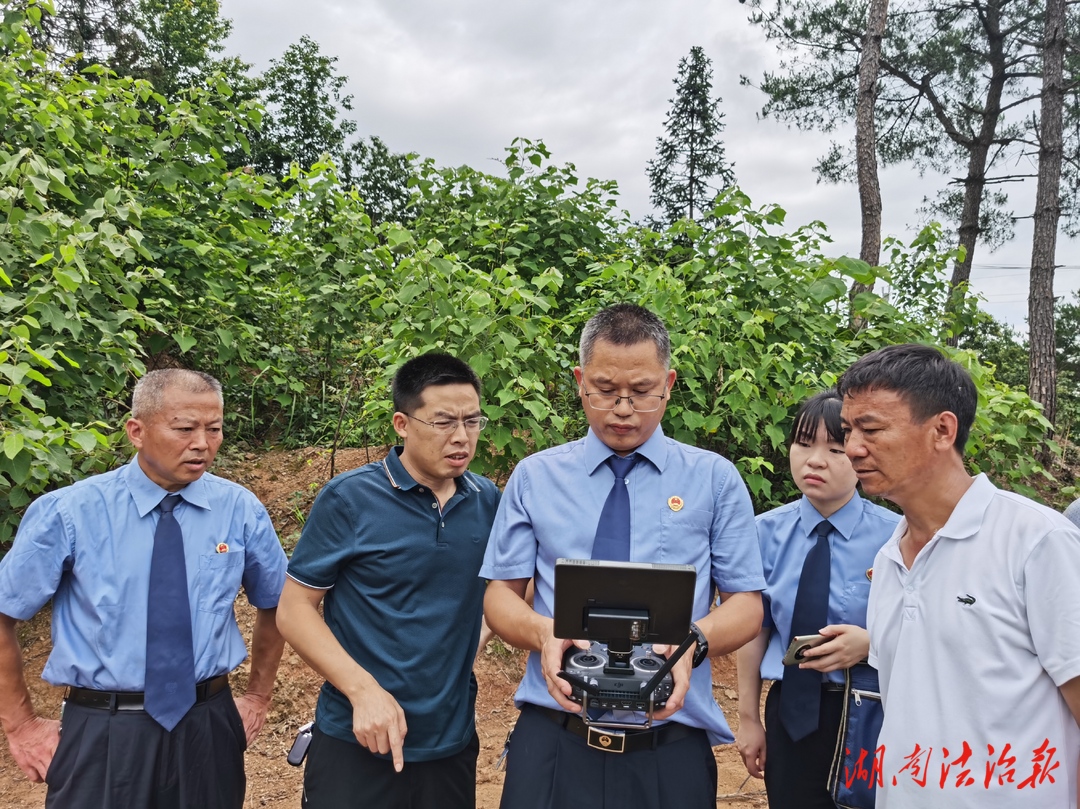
[217,0,1079,333]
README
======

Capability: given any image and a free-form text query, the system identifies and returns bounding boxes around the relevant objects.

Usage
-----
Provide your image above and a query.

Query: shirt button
[905,585,914,593]
[432,502,438,508]
[418,487,425,492]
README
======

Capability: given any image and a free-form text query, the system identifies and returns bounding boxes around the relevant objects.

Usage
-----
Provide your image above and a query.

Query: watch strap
[690,622,708,668]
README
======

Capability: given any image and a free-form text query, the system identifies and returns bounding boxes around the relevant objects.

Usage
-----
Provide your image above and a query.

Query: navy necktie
[591,455,639,561]
[780,518,833,741]
[144,494,197,731]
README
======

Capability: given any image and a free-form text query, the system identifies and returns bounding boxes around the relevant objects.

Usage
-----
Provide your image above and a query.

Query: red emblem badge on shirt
[216,543,229,554]
[866,567,873,582]
[667,496,684,512]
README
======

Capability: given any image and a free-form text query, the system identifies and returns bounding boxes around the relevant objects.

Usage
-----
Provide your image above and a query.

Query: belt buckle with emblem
[587,725,626,753]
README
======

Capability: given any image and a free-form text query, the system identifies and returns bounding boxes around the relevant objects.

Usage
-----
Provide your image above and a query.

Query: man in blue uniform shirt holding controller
[0,369,288,809]
[482,303,766,809]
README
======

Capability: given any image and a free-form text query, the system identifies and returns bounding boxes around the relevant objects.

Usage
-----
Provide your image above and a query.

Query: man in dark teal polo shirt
[277,354,500,809]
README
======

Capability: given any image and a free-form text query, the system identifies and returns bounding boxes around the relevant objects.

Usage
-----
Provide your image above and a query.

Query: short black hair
[579,303,671,368]
[392,353,481,414]
[788,389,845,447]
[836,344,977,453]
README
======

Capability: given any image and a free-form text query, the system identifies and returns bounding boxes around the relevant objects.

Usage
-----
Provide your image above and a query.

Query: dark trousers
[301,725,479,809]
[45,686,247,809]
[763,680,845,809]
[499,704,717,809]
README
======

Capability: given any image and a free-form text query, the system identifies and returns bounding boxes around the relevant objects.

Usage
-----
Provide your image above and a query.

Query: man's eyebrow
[848,413,886,425]
[586,374,660,387]
[169,415,222,425]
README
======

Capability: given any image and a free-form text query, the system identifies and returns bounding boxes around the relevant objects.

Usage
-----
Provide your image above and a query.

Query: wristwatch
[689,622,709,668]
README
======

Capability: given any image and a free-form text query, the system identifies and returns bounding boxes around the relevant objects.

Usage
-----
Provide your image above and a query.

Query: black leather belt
[530,704,703,754]
[66,674,230,712]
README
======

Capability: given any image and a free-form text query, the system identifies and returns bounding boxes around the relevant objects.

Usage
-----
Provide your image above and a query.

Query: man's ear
[125,418,144,450]
[931,411,960,451]
[392,411,409,440]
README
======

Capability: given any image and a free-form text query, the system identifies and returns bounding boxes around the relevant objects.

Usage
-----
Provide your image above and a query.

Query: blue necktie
[144,494,197,731]
[591,455,638,561]
[780,518,833,741]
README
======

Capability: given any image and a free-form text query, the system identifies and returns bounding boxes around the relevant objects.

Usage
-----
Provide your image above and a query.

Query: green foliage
[877,224,982,342]
[0,0,284,542]
[961,294,1080,442]
[127,0,232,98]
[26,0,142,73]
[252,34,356,177]
[365,252,576,480]
[0,0,153,540]
[249,36,414,226]
[410,138,627,295]
[959,314,1029,392]
[343,135,415,225]
[0,3,1061,550]
[647,46,734,226]
[960,353,1056,500]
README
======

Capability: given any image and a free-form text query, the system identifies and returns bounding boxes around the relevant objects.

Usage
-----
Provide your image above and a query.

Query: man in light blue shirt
[481,303,766,809]
[0,369,287,809]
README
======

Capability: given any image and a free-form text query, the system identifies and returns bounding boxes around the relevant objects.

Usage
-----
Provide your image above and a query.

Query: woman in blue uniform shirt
[735,389,899,808]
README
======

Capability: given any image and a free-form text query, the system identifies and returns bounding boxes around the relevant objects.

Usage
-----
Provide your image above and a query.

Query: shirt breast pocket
[839,581,872,627]
[197,551,244,615]
[659,507,713,565]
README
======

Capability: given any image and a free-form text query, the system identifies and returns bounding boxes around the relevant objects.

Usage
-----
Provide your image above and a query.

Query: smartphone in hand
[782,633,827,666]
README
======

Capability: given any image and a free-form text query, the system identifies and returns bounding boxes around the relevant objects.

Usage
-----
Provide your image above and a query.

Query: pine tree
[647,46,734,225]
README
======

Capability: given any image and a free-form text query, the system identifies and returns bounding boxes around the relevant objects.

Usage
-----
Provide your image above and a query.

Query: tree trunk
[948,1,1006,291]
[1029,0,1066,449]
[850,0,889,326]
[945,0,1007,344]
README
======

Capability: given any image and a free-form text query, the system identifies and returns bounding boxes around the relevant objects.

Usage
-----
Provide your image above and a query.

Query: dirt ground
[0,447,768,808]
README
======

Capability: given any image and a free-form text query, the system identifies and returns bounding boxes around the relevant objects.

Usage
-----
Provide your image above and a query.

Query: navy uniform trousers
[762,680,846,809]
[498,704,717,809]
[45,686,246,809]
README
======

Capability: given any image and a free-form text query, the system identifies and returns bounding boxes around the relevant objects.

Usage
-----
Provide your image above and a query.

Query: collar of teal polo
[381,445,479,495]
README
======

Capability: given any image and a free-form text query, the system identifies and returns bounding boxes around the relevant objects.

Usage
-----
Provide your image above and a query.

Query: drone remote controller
[560,642,674,711]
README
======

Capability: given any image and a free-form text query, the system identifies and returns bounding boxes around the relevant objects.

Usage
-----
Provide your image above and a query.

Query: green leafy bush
[0,2,1059,549]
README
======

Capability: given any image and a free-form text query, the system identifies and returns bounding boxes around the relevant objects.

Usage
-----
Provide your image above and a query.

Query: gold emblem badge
[866,567,873,582]
[598,735,612,748]
[216,543,229,554]
[667,496,684,512]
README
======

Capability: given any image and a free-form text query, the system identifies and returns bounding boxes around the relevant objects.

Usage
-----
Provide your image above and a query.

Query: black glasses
[581,387,669,412]
[406,415,490,434]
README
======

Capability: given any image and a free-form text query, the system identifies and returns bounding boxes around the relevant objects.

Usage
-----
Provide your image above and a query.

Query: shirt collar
[124,455,211,517]
[583,425,668,476]
[798,490,863,541]
[935,473,993,540]
[380,446,479,495]
[878,474,988,566]
[382,446,418,491]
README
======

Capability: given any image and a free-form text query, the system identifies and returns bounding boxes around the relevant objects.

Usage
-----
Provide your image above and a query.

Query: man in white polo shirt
[838,343,1080,809]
